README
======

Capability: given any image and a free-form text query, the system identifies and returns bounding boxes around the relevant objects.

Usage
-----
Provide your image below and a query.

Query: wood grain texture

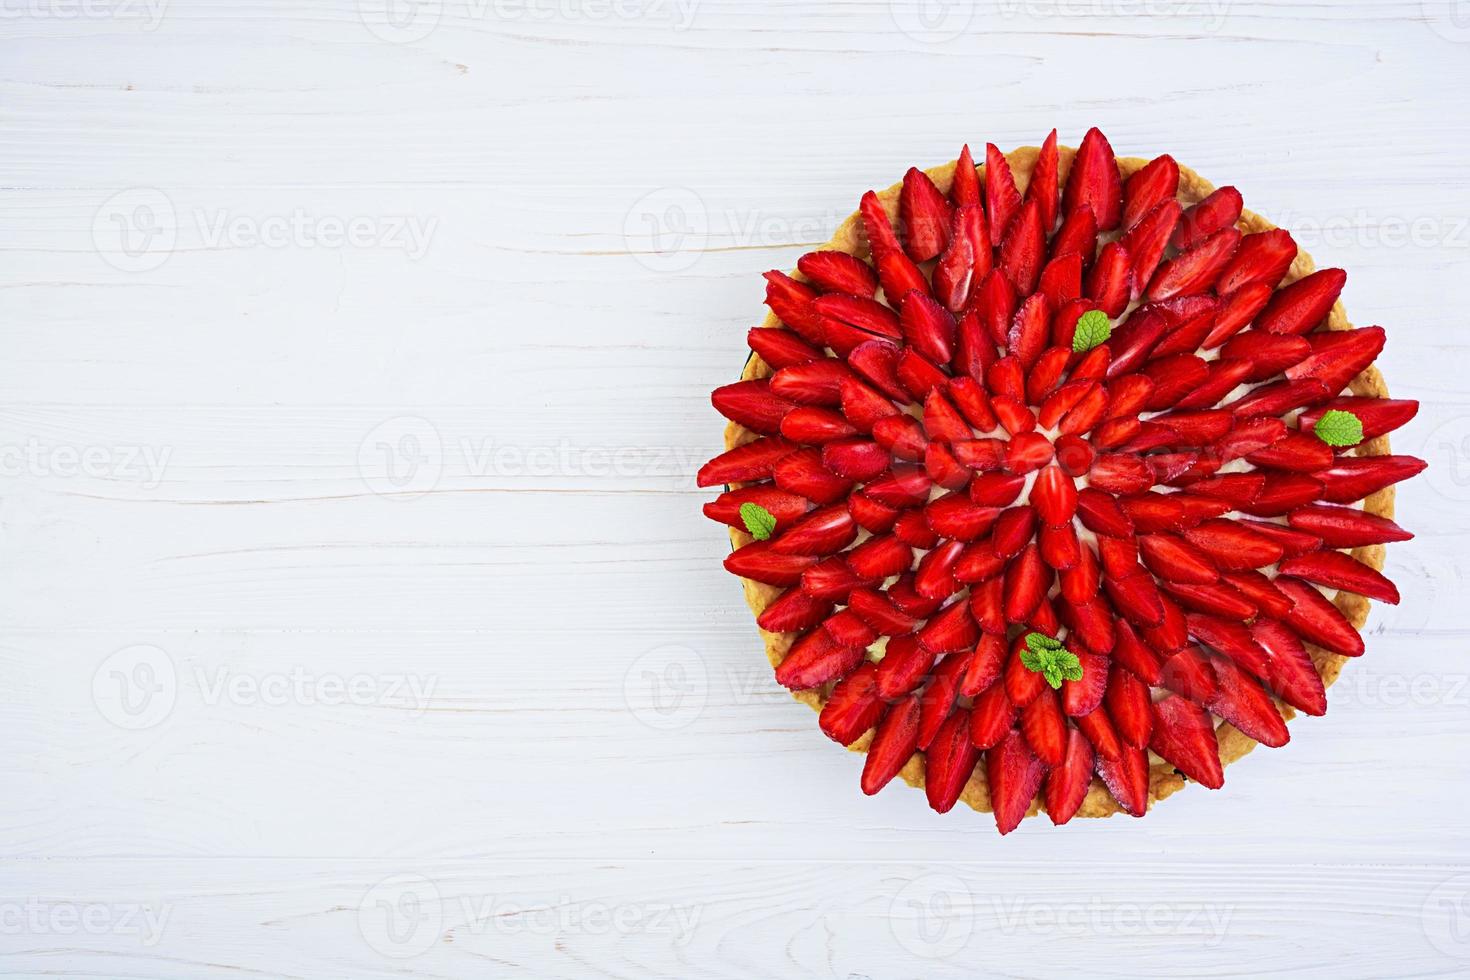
[1,1,1469,976]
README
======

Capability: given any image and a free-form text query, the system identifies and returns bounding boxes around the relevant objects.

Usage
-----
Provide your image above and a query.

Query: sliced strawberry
[875,633,939,700]
[1298,396,1419,442]
[762,270,825,342]
[781,406,859,444]
[774,629,862,689]
[861,694,921,795]
[847,340,909,402]
[896,348,950,402]
[970,472,1027,506]
[1096,743,1150,817]
[1000,198,1047,296]
[1203,281,1275,349]
[1216,228,1298,295]
[984,143,1022,246]
[777,448,855,503]
[1251,617,1327,717]
[847,491,901,533]
[771,359,854,406]
[1149,226,1240,301]
[1224,378,1331,419]
[1086,240,1132,317]
[1061,651,1109,717]
[819,662,885,745]
[712,379,797,434]
[1313,455,1427,504]
[1063,126,1123,231]
[1123,153,1179,233]
[933,205,990,313]
[1006,291,1052,370]
[974,268,1018,347]
[1286,326,1385,395]
[798,249,879,297]
[1051,204,1098,265]
[1288,504,1412,548]
[1180,518,1285,571]
[1222,569,1295,620]
[1208,654,1289,748]
[1021,687,1067,766]
[1043,727,1095,825]
[924,707,980,813]
[1058,595,1116,655]
[1139,532,1219,584]
[748,326,823,369]
[1142,354,1210,411]
[1159,643,1218,703]
[1075,486,1135,536]
[1257,268,1347,335]
[1273,575,1365,657]
[1172,185,1242,251]
[917,599,980,655]
[992,505,1038,557]
[771,503,858,556]
[1159,579,1256,621]
[927,494,1001,542]
[900,290,958,365]
[821,439,889,481]
[1111,619,1163,684]
[1106,664,1153,748]
[1002,543,1049,625]
[845,534,914,581]
[1187,612,1271,679]
[948,375,998,431]
[698,436,797,487]
[986,728,1047,835]
[1279,550,1400,604]
[899,167,952,261]
[915,539,967,600]
[757,588,832,632]
[969,682,1016,750]
[1121,199,1182,299]
[917,649,970,750]
[1074,706,1123,760]
[1149,695,1224,788]
[704,486,810,531]
[1026,129,1060,231]
[1239,516,1323,555]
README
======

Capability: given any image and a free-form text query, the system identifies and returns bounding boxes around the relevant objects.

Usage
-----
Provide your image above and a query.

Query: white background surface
[1,1,1468,977]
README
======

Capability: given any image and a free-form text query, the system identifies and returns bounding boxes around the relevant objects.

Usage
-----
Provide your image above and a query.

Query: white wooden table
[1,2,1468,976]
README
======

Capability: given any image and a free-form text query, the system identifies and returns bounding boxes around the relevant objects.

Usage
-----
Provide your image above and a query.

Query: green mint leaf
[1061,659,1084,683]
[1072,309,1111,353]
[1020,649,1044,672]
[739,502,777,540]
[1025,631,1063,653]
[1312,409,1364,448]
[1043,665,1065,690]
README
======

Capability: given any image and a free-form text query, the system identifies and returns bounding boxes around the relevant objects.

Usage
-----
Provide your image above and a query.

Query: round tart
[699,128,1424,832]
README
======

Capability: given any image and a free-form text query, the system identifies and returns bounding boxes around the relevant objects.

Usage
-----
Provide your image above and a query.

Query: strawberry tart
[699,128,1424,833]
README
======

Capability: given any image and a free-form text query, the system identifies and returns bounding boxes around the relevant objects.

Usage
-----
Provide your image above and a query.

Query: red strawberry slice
[1030,464,1079,528]
[1001,198,1047,296]
[1027,346,1073,404]
[1288,504,1412,548]
[802,558,862,601]
[1005,432,1055,474]
[876,634,939,700]
[1208,654,1289,748]
[1222,569,1295,620]
[778,449,855,503]
[1003,635,1049,707]
[775,629,862,690]
[1074,706,1122,760]
[986,728,1047,835]
[839,377,900,433]
[1181,518,1285,572]
[984,143,1022,246]
[969,682,1016,751]
[1106,664,1153,748]
[1247,430,1336,473]
[816,293,902,342]
[947,375,998,430]
[992,507,1039,558]
[704,486,810,531]
[1273,575,1365,657]
[1021,687,1067,766]
[1203,281,1276,349]
[698,436,797,487]
[1149,226,1240,300]
[797,249,879,297]
[1149,695,1224,788]
[900,290,958,364]
[926,495,1000,542]
[845,534,914,581]
[821,439,889,481]
[821,611,878,662]
[925,707,980,813]
[1238,474,1323,517]
[1112,620,1163,684]
[1075,487,1135,536]
[1313,455,1427,504]
[771,359,854,406]
[1148,295,1221,359]
[1007,292,1052,370]
[1257,268,1347,335]
[899,167,953,261]
[1286,326,1385,394]
[969,472,1026,508]
[1063,126,1123,231]
[1218,326,1311,379]
[1239,518,1322,557]
[848,587,917,634]
[1002,543,1049,624]
[748,326,822,369]
[772,504,858,556]
[758,588,833,632]
[1142,354,1210,411]
[1184,472,1265,509]
[1103,304,1171,378]
[1187,613,1271,679]
[1121,199,1183,299]
[1159,579,1256,621]
[1224,378,1331,419]
[917,599,980,655]
[1086,241,1132,317]
[1139,532,1219,584]
[1160,644,1218,703]
[917,650,970,751]
[960,632,1007,699]
[847,340,909,402]
[896,348,950,401]
[819,662,884,745]
[974,269,1018,347]
[952,144,981,206]
[1172,185,1242,251]
[1026,129,1061,231]
[847,491,901,533]
[1043,727,1095,825]
[1050,207,1098,273]
[762,270,825,342]
[1061,651,1109,717]
[933,205,990,312]
[1251,617,1327,717]
[1298,396,1418,442]
[1058,595,1116,655]
[1102,567,1167,629]
[780,406,859,444]
[915,539,967,600]
[1279,550,1400,604]
[1123,153,1179,233]
[713,379,797,434]
[1096,743,1150,817]
[1216,228,1298,295]
[861,694,921,795]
